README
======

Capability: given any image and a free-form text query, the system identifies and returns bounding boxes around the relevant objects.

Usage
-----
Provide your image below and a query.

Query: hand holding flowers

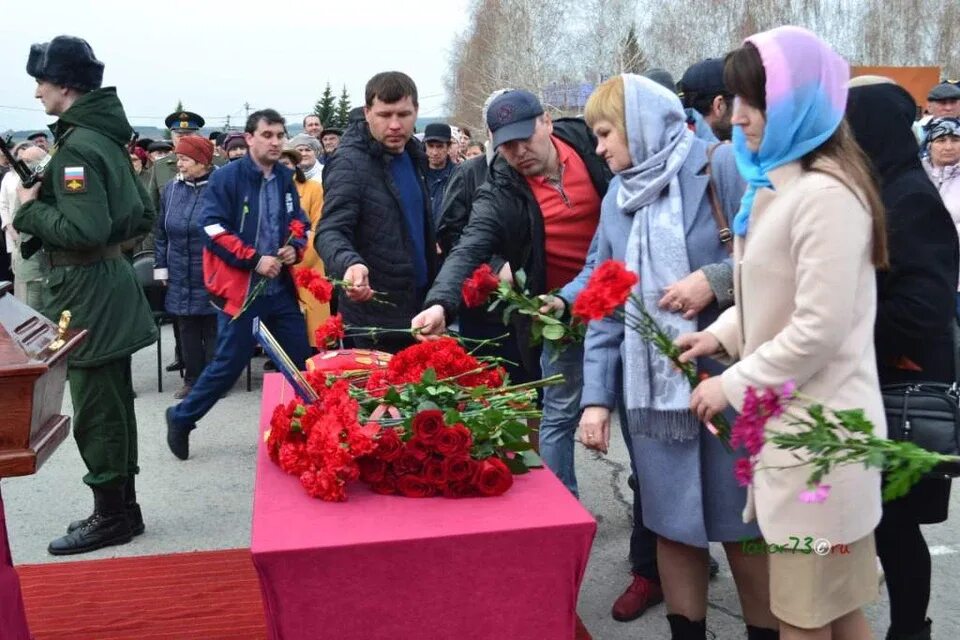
[460,264,585,348]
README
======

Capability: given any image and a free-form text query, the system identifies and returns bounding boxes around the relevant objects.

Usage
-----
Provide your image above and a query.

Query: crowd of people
[2,26,959,640]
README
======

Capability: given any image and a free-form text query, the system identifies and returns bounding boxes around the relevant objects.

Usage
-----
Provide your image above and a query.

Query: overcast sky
[1,0,470,133]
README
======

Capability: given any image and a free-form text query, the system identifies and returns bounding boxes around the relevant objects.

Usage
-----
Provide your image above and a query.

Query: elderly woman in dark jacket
[847,77,958,640]
[154,136,218,399]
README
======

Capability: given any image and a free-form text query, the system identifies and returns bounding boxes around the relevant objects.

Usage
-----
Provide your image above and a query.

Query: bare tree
[447,0,960,132]
[445,0,578,134]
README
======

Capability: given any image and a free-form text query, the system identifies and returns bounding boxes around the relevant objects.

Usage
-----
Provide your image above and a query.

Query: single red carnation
[293,267,335,303]
[572,260,639,322]
[397,475,436,498]
[462,263,500,308]
[289,219,307,239]
[314,314,345,350]
[278,441,309,476]
[436,423,473,456]
[474,457,514,496]
[300,468,346,501]
[411,409,446,444]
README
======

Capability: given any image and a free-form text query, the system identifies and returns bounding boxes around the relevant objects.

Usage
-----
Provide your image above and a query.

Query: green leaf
[383,387,402,406]
[515,269,527,289]
[483,409,504,427]
[503,441,533,452]
[531,322,543,341]
[444,408,462,425]
[833,408,874,434]
[416,400,441,412]
[421,368,437,385]
[500,420,529,439]
[520,450,544,468]
[472,441,496,459]
[503,455,531,474]
[865,450,886,469]
[541,323,565,340]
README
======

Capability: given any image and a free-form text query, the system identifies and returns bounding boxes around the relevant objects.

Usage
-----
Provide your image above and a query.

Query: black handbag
[881,382,960,478]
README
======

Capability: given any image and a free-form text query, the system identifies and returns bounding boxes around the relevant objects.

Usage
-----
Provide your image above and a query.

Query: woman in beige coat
[676,27,888,640]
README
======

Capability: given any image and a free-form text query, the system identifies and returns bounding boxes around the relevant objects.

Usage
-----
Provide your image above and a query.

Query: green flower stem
[615,301,733,451]
[231,230,298,323]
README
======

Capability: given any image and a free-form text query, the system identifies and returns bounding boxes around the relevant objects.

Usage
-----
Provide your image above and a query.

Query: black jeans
[177,314,218,386]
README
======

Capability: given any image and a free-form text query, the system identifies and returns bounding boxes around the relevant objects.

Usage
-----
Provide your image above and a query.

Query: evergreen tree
[313,83,337,126]
[334,86,352,129]
[619,24,648,75]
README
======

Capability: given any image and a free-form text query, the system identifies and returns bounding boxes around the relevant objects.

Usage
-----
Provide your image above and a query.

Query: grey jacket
[580,138,744,409]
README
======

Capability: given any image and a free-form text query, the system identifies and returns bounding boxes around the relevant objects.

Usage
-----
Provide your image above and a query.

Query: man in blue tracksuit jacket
[165,109,311,460]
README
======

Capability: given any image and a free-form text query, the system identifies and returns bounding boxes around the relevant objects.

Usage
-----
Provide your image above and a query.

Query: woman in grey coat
[578,75,776,640]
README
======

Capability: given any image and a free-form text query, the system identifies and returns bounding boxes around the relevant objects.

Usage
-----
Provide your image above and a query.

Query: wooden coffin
[0,282,86,478]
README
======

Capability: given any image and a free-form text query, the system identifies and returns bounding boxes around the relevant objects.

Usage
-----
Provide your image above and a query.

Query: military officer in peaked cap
[14,35,157,555]
[146,110,206,210]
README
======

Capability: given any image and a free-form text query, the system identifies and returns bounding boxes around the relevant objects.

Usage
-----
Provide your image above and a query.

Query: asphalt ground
[5,323,959,639]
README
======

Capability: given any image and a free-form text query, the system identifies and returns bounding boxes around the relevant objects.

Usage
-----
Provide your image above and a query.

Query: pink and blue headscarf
[731,26,850,236]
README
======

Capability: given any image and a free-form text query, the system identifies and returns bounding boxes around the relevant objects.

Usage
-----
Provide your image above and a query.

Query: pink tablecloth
[0,485,31,640]
[251,374,597,640]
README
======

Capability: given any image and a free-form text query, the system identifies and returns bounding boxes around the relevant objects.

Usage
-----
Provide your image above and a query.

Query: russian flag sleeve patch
[63,166,86,193]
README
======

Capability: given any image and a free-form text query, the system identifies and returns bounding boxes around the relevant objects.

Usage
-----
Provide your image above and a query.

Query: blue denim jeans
[170,289,310,428]
[539,341,584,496]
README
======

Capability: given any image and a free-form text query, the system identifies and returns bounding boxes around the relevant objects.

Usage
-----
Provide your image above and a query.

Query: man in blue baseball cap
[413,88,609,491]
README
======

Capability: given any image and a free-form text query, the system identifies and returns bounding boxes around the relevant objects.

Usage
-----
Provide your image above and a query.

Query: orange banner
[851,66,941,111]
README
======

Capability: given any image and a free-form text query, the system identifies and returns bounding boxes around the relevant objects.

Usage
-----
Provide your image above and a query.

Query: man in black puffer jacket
[316,71,436,351]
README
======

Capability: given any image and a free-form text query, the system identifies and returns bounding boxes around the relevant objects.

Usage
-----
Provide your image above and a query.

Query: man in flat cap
[14,35,157,555]
[26,131,50,151]
[319,126,342,163]
[918,81,960,156]
[422,122,455,229]
[147,139,173,162]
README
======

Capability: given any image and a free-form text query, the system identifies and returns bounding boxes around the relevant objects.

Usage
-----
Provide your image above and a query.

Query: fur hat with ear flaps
[27,35,104,92]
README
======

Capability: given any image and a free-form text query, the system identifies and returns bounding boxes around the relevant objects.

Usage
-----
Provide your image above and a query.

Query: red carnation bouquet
[266,336,561,501]
[572,260,732,448]
[461,264,585,350]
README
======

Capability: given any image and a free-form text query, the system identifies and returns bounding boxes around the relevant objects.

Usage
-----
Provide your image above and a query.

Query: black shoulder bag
[882,382,960,478]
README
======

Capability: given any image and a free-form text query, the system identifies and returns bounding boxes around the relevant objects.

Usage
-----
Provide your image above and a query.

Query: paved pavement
[5,324,959,638]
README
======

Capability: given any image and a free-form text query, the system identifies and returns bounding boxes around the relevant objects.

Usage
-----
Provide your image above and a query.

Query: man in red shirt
[413,90,664,621]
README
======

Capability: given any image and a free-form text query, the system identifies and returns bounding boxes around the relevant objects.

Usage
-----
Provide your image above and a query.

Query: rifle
[0,135,48,187]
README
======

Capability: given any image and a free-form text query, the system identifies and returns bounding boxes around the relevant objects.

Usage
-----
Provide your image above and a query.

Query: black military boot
[886,619,932,640]
[124,475,145,536]
[747,625,780,639]
[49,486,133,556]
[65,477,144,536]
[667,614,707,640]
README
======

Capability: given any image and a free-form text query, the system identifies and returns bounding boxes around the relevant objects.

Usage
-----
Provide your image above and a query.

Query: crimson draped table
[0,487,30,640]
[251,374,597,640]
